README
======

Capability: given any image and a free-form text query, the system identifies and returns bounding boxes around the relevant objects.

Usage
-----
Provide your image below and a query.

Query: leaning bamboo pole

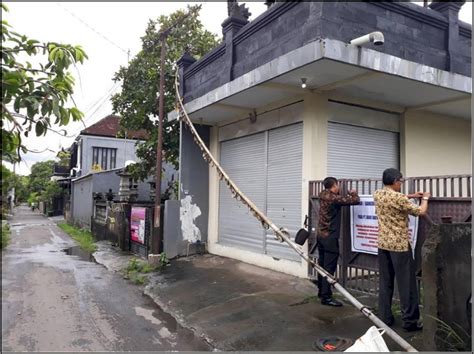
[174,72,417,352]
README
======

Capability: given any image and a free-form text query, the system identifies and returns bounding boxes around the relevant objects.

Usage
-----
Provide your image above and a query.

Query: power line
[56,2,129,56]
[83,82,120,118]
[86,84,120,123]
[67,82,121,137]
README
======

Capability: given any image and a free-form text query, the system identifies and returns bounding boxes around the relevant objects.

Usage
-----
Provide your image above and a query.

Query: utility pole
[152,7,199,255]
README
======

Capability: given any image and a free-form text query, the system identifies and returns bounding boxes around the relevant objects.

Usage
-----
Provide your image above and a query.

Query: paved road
[2,205,211,352]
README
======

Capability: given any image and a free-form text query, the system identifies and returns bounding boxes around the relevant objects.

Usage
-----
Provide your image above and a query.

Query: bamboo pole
[174,72,417,352]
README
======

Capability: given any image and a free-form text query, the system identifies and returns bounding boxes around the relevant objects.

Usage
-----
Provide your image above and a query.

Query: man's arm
[398,192,430,216]
[333,190,360,206]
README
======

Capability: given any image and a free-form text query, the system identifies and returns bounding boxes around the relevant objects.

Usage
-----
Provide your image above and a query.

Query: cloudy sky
[3,1,472,175]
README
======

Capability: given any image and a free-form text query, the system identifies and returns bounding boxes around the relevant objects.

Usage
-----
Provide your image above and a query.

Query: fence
[308,174,472,298]
[91,200,156,258]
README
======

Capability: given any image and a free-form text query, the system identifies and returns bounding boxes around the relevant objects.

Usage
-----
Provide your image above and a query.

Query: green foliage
[1,163,13,197]
[122,254,168,285]
[28,160,54,193]
[56,149,70,167]
[112,5,219,181]
[1,222,10,249]
[27,191,38,206]
[426,315,471,351]
[1,3,87,162]
[1,164,29,205]
[40,180,62,203]
[13,175,29,202]
[57,222,97,253]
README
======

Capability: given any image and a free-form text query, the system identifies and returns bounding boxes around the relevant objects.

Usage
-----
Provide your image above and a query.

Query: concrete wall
[71,176,93,228]
[179,123,210,245]
[79,135,140,176]
[92,170,121,196]
[72,168,154,230]
[402,110,471,176]
[422,223,472,351]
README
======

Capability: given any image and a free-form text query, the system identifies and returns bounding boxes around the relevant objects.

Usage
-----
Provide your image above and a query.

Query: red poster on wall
[130,207,146,244]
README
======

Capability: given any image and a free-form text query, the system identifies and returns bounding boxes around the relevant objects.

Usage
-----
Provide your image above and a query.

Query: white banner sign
[350,195,419,257]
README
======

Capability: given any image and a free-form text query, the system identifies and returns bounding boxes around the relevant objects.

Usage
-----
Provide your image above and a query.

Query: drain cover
[313,337,353,351]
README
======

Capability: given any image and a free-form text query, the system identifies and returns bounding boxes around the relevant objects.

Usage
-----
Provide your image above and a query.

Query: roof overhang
[169,38,471,124]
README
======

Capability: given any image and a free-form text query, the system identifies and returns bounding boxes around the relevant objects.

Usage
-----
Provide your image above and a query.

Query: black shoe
[321,298,343,307]
[403,323,423,332]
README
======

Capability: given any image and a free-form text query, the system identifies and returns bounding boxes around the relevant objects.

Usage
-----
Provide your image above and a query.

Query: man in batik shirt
[317,177,360,306]
[374,168,430,332]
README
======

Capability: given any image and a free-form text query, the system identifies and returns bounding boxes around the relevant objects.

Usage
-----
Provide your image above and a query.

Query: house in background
[171,1,471,277]
[69,114,148,177]
[57,114,177,229]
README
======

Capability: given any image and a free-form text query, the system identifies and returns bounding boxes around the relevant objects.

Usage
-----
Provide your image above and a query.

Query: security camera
[349,32,384,47]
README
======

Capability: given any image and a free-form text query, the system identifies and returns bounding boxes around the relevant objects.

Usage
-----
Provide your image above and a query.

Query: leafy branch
[1,3,88,162]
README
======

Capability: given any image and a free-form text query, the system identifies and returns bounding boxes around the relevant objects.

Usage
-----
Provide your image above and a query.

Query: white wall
[402,110,471,176]
[78,135,141,175]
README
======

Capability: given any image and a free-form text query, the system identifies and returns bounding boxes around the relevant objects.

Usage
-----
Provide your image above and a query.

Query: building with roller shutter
[170,1,471,277]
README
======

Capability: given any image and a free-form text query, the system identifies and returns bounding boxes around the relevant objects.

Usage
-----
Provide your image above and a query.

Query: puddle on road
[135,296,213,351]
[63,246,95,262]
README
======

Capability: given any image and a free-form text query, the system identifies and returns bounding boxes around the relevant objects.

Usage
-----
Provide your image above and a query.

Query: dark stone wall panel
[182,2,471,102]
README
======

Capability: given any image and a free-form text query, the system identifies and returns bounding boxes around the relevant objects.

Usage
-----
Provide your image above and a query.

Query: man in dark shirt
[317,177,360,306]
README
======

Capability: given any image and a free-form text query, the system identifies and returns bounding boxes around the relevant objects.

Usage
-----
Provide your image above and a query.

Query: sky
[3,1,472,176]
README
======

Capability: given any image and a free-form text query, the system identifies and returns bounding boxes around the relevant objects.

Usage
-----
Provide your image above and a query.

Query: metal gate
[308,174,472,297]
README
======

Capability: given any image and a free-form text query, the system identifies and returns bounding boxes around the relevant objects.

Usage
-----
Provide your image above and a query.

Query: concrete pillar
[118,171,131,202]
[422,223,471,351]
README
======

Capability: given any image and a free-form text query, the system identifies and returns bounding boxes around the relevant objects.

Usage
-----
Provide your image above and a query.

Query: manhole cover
[313,337,353,351]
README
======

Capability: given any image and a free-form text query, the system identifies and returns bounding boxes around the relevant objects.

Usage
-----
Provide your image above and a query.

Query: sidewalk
[93,241,423,351]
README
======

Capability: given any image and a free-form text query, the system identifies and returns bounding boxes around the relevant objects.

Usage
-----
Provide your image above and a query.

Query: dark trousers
[378,248,420,328]
[317,235,339,299]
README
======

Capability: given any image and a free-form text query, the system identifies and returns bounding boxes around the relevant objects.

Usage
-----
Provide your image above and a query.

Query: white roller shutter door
[265,123,303,261]
[328,122,399,180]
[218,123,303,261]
[219,133,266,253]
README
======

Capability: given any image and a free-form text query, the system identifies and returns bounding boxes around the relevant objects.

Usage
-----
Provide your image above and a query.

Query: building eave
[169,38,471,123]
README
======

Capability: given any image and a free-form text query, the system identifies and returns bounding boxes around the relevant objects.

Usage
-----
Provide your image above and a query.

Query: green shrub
[57,222,96,253]
[122,255,168,285]
[1,223,10,249]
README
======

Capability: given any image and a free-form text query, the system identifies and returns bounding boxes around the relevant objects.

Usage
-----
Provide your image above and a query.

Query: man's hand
[419,192,431,216]
[407,192,424,199]
[349,189,358,195]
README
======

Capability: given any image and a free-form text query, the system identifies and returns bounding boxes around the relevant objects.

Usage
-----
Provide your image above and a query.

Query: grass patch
[58,222,96,253]
[1,223,10,249]
[427,315,471,351]
[122,256,169,285]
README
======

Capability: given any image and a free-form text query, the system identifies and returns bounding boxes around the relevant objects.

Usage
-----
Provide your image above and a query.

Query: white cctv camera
[349,32,384,47]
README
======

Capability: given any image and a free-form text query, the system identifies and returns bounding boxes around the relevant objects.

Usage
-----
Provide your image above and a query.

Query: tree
[1,3,88,162]
[28,160,55,194]
[56,149,71,167]
[13,175,29,202]
[111,5,219,180]
[40,180,62,204]
[1,164,13,201]
[1,164,28,212]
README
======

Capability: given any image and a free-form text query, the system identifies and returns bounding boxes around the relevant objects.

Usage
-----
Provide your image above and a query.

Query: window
[92,147,117,171]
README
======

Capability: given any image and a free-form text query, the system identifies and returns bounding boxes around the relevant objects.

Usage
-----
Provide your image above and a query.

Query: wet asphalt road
[2,205,211,352]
